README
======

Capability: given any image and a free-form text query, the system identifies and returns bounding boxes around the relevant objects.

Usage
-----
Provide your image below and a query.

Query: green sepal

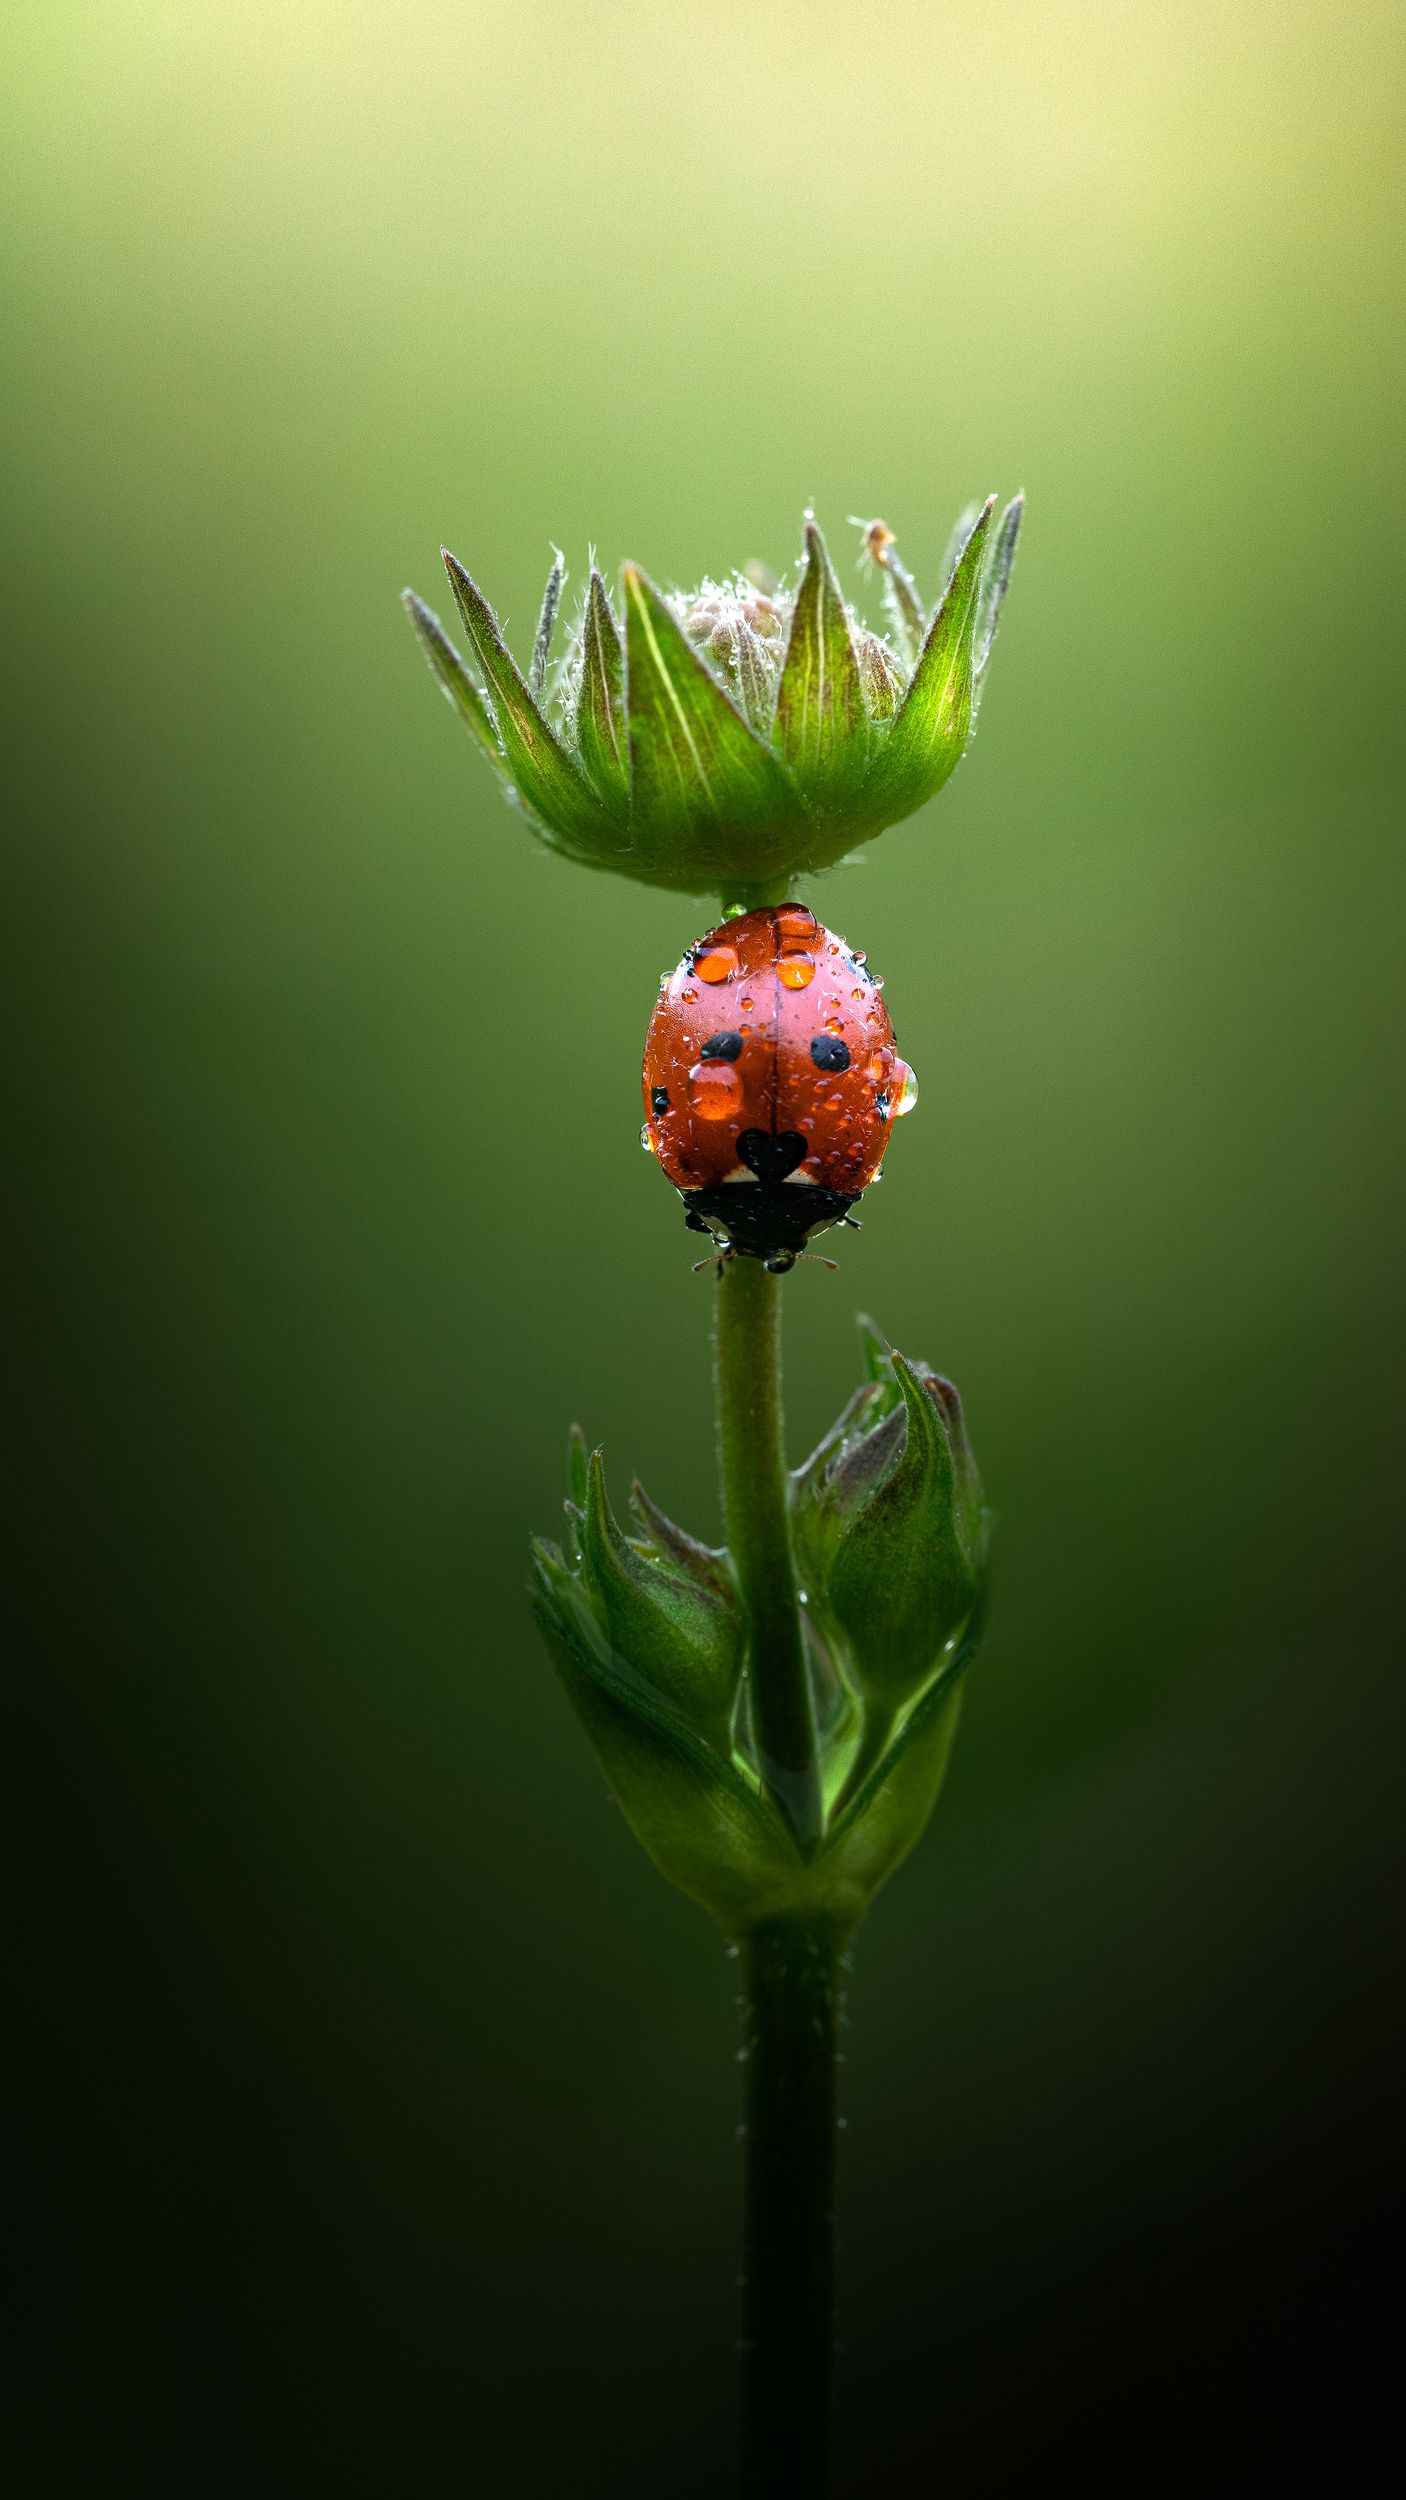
[621,563,810,883]
[867,498,994,822]
[825,1353,981,1713]
[773,522,868,803]
[402,591,503,765]
[733,616,774,734]
[531,1548,797,1935]
[855,632,903,722]
[441,550,615,853]
[855,1310,895,1384]
[530,549,565,698]
[580,1451,741,1750]
[574,569,628,803]
[974,492,1024,686]
[939,501,983,599]
[878,542,925,671]
[628,1476,737,1610]
[566,1422,589,1512]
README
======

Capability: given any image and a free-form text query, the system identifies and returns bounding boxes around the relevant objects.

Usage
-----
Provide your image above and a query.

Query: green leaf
[621,563,810,881]
[974,492,1024,683]
[825,1352,979,1711]
[773,521,867,800]
[441,550,617,853]
[818,1626,979,1914]
[574,568,628,801]
[532,1550,797,1934]
[402,591,502,765]
[530,548,565,698]
[865,498,994,821]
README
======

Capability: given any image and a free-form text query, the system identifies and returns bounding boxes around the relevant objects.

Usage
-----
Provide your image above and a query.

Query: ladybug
[641,903,916,1272]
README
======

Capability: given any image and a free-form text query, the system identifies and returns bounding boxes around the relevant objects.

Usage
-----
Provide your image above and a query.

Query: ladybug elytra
[641,904,916,1272]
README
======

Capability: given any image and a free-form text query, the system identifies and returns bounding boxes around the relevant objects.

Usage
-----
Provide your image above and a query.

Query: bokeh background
[8,3,1404,2490]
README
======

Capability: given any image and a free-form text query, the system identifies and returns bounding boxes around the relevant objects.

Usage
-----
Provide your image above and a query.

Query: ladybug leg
[683,1208,713,1236]
[840,1216,862,1230]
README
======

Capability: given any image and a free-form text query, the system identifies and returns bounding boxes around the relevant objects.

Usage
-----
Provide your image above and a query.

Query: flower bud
[550,1441,743,1756]
[791,1324,988,1792]
[404,499,1023,904]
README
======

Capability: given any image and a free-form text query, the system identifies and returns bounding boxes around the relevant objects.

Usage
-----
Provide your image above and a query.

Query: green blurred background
[8,2,1404,2490]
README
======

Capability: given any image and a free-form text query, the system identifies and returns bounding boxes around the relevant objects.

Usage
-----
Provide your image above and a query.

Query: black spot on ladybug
[700,1030,744,1061]
[809,1034,851,1073]
[737,1130,807,1184]
[651,1085,670,1114]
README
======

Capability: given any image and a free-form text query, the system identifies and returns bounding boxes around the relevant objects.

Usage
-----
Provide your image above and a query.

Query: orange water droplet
[739,995,754,1012]
[851,987,866,1002]
[777,904,818,946]
[852,950,867,965]
[779,955,815,990]
[687,1061,744,1120]
[680,985,698,1003]
[824,1015,845,1036]
[866,1047,893,1083]
[694,942,738,985]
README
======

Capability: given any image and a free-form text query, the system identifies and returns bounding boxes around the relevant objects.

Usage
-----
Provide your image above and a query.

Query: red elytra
[641,904,913,1270]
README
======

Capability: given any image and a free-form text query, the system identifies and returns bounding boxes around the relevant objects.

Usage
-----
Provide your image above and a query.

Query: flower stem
[739,1916,843,2498]
[713,1256,822,1851]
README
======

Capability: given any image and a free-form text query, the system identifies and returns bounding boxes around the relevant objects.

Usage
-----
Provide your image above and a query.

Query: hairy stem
[740,1916,843,2498]
[714,1256,822,1850]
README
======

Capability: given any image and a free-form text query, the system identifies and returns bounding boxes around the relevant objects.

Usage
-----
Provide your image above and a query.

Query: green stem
[714,1256,822,1851]
[740,1916,843,2498]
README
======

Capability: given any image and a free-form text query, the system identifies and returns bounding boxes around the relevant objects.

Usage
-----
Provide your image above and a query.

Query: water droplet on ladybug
[865,1048,891,1084]
[891,1059,919,1115]
[694,942,738,985]
[680,985,698,1003]
[779,955,815,990]
[777,903,817,946]
[824,1016,845,1036]
[851,987,866,1002]
[688,1061,744,1120]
